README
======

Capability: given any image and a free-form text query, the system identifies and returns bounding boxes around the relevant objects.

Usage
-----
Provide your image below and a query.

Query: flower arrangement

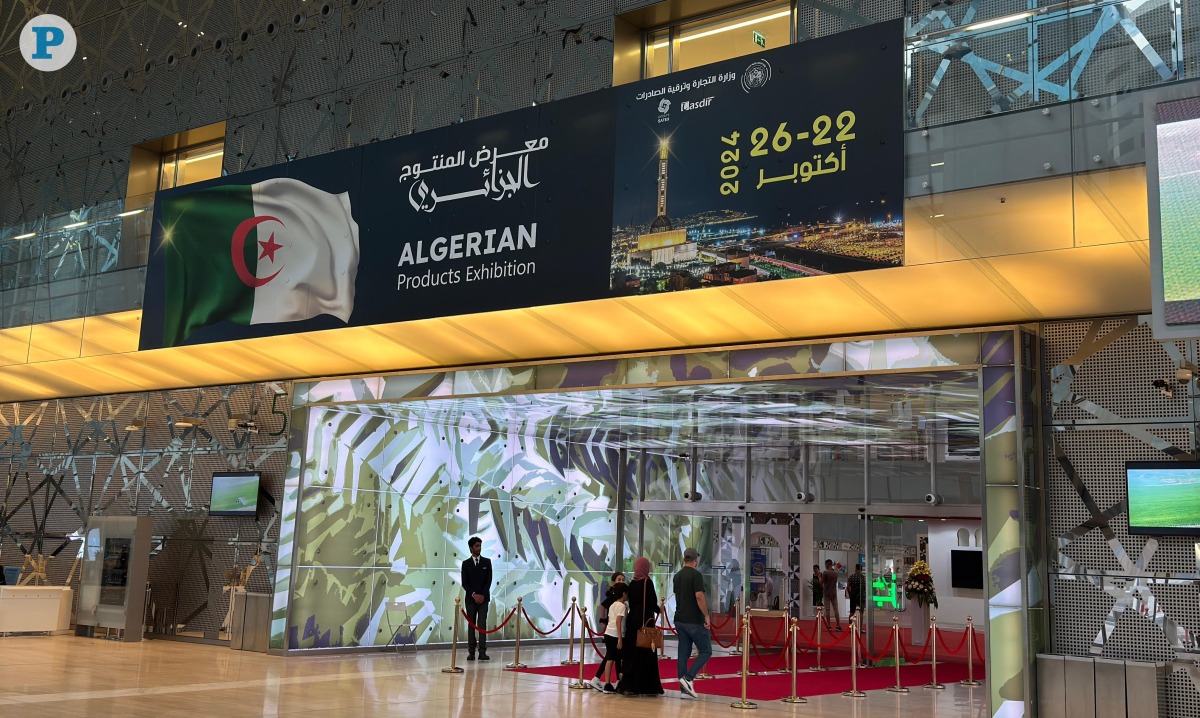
[904,560,938,609]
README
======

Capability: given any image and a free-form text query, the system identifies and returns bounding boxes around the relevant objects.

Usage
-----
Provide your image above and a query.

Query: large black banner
[140,93,615,349]
[610,20,903,295]
[140,21,902,350]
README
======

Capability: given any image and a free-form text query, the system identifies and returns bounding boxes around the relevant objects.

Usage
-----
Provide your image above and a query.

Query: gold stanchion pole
[809,606,827,671]
[781,618,806,704]
[960,616,982,686]
[441,596,465,674]
[886,615,909,693]
[569,607,590,689]
[841,614,866,698]
[505,597,527,669]
[560,597,579,666]
[730,613,758,710]
[924,616,945,689]
[740,612,758,677]
[658,599,669,660]
[730,597,742,655]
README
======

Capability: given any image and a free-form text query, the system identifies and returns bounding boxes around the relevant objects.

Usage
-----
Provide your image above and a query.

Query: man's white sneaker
[588,677,604,691]
[679,677,697,698]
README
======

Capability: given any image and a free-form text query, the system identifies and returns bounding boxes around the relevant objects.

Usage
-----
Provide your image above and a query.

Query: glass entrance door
[637,512,746,623]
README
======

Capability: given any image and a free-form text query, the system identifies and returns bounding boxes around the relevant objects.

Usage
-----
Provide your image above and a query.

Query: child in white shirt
[589,582,626,692]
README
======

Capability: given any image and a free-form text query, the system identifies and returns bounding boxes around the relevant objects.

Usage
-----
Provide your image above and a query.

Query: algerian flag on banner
[160,178,359,347]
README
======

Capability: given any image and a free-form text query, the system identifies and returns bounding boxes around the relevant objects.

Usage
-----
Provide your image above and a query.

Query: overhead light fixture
[175,420,195,429]
[965,11,1034,31]
[931,213,945,218]
[13,232,35,240]
[117,209,144,217]
[930,162,945,167]
[125,419,145,431]
[183,150,223,164]
[62,221,87,229]
[652,9,792,48]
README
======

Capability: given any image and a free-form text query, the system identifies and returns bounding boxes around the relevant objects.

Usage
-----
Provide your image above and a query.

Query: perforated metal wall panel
[0,381,292,639]
[1043,315,1200,718]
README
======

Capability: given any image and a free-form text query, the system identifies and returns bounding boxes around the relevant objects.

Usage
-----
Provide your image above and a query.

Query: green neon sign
[871,573,898,609]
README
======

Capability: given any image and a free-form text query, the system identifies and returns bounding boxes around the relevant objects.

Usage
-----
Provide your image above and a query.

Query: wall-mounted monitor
[209,472,262,517]
[949,549,984,590]
[1126,461,1200,536]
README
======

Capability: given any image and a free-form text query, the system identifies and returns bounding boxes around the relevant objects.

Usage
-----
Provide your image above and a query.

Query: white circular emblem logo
[658,98,671,114]
[19,14,77,71]
[741,59,772,93]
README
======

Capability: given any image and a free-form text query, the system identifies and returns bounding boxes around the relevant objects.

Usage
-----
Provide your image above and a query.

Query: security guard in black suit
[461,536,492,660]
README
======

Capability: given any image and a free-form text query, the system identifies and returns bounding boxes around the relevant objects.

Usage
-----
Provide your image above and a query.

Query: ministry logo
[658,98,671,114]
[19,14,76,71]
[740,59,772,93]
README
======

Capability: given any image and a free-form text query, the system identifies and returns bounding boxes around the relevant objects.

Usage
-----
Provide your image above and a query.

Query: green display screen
[1126,462,1200,535]
[209,472,260,516]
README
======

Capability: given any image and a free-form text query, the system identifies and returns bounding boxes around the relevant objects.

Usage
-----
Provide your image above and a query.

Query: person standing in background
[846,563,866,624]
[461,536,491,660]
[822,559,842,631]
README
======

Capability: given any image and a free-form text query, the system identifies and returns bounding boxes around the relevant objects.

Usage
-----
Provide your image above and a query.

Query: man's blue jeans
[675,621,712,680]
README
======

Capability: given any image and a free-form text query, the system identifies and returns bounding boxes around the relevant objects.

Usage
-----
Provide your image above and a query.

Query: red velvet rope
[521,605,573,636]
[712,623,743,649]
[899,631,933,664]
[814,624,853,649]
[749,631,790,671]
[589,630,606,658]
[856,630,894,664]
[461,606,519,635]
[972,631,986,666]
[709,608,735,630]
[749,616,789,647]
[937,626,972,655]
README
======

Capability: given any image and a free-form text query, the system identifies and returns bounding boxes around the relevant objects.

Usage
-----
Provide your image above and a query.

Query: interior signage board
[610,19,903,297]
[139,94,615,349]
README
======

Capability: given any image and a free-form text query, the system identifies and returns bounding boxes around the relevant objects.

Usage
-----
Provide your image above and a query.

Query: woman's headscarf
[633,557,651,581]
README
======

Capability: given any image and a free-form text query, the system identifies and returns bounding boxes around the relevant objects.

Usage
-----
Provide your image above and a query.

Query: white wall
[925,519,985,629]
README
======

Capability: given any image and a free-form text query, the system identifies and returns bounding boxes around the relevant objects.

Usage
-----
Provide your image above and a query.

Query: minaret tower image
[650,138,673,231]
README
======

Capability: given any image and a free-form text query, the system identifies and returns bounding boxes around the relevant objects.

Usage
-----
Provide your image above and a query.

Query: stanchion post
[441,596,465,674]
[740,612,758,677]
[886,615,909,694]
[505,597,527,669]
[730,613,758,710]
[569,607,590,689]
[781,618,807,704]
[809,606,827,672]
[658,599,669,660]
[924,616,945,689]
[960,615,982,687]
[841,614,866,698]
[730,597,742,655]
[560,597,579,666]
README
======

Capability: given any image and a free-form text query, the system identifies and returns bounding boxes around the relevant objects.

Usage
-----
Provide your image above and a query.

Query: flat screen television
[949,549,984,590]
[209,472,262,517]
[1126,461,1200,536]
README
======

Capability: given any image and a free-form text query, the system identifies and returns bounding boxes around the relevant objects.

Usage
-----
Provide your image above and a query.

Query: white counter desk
[0,586,73,635]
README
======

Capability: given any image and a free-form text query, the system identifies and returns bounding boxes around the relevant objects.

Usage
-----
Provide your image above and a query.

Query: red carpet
[511,655,981,698]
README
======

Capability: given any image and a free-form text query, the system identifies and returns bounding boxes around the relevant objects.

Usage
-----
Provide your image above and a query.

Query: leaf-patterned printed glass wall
[286,405,621,648]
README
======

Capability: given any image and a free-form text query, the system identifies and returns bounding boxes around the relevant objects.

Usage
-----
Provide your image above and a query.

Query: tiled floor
[0,635,988,717]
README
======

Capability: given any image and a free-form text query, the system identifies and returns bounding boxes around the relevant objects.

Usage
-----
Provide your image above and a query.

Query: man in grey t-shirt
[673,547,711,699]
[822,559,842,631]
